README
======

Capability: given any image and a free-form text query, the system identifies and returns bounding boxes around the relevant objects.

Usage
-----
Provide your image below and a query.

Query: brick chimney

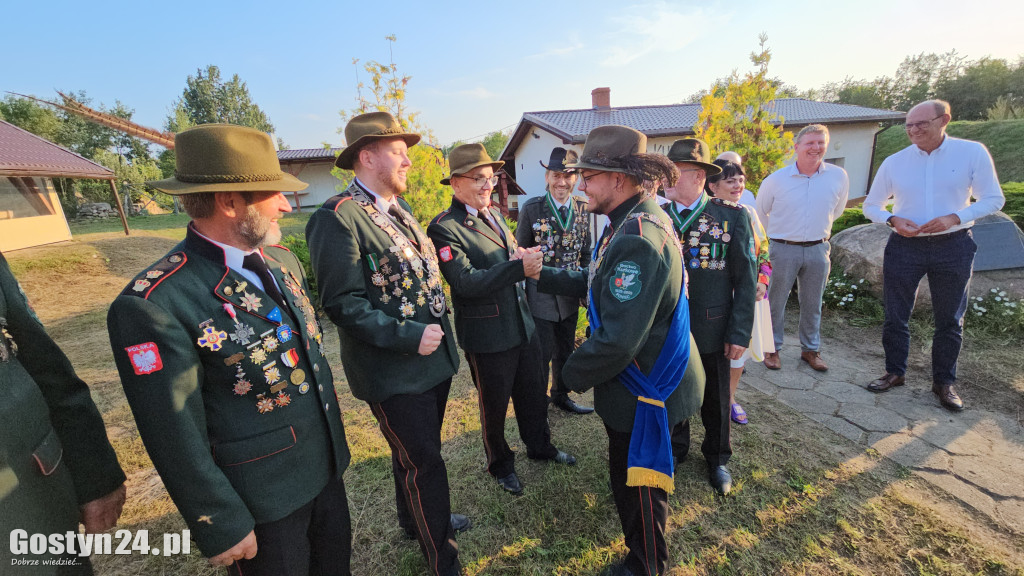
[592,87,610,110]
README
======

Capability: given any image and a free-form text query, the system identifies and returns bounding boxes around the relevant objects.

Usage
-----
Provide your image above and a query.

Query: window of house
[0,177,56,220]
[825,157,845,168]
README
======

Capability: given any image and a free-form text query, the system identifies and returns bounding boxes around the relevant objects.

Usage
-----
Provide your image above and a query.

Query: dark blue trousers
[881,229,977,385]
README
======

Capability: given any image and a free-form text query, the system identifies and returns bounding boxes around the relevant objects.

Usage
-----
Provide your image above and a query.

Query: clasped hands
[890,213,960,237]
[512,246,544,280]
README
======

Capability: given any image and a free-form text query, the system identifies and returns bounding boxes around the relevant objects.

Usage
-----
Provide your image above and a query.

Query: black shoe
[932,382,965,412]
[497,473,524,495]
[554,397,594,415]
[552,450,577,466]
[450,513,471,533]
[709,465,732,495]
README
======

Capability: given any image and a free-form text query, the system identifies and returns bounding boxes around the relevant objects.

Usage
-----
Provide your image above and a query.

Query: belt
[902,228,970,242]
[771,238,826,247]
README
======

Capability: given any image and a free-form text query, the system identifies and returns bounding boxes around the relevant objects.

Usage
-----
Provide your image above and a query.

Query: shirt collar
[190,224,259,271]
[788,161,827,177]
[549,194,571,210]
[915,135,948,156]
[355,177,397,213]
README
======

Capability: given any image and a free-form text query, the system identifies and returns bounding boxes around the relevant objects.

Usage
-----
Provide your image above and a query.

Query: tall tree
[693,34,793,191]
[167,65,275,133]
[0,96,62,142]
[935,57,1015,120]
[338,35,448,227]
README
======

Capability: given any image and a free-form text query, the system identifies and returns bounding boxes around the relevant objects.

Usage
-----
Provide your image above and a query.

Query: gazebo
[0,120,129,252]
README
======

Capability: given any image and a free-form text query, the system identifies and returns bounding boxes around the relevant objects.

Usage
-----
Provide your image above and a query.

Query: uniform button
[318,384,324,392]
[324,403,330,411]
[313,364,320,373]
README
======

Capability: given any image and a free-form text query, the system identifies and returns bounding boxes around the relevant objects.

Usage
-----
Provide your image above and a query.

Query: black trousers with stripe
[607,424,670,575]
[674,351,732,466]
[534,314,579,402]
[465,334,557,479]
[369,378,460,576]
[230,473,352,576]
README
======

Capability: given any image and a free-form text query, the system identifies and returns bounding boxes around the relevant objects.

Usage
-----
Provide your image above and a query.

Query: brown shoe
[932,383,965,412]
[763,352,782,370]
[867,373,905,393]
[800,350,828,372]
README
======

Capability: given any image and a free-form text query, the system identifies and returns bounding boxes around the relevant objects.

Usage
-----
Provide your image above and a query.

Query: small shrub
[831,207,871,236]
[822,270,883,325]
[965,287,1024,337]
[279,234,318,307]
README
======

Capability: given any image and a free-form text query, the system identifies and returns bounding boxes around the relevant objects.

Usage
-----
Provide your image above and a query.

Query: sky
[3,0,1022,149]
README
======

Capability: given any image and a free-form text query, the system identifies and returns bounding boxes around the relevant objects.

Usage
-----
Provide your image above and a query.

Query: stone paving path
[740,337,1024,535]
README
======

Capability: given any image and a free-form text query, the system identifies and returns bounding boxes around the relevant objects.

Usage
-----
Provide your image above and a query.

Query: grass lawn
[6,215,1023,575]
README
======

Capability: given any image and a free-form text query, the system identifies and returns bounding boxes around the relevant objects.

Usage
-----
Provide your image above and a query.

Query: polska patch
[609,261,642,302]
[126,342,163,375]
[439,246,453,262]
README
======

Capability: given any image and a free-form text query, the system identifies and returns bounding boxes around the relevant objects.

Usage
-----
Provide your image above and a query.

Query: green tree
[167,65,275,133]
[693,34,793,191]
[935,57,1014,120]
[337,35,448,227]
[0,96,62,141]
[481,130,510,161]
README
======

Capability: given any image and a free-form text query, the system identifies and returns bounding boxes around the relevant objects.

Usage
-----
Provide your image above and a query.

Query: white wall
[286,163,346,210]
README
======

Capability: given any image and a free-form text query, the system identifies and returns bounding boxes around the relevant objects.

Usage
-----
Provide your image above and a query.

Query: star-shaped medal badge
[233,379,252,395]
[239,292,262,312]
[256,396,275,414]
[197,326,228,351]
[229,321,255,346]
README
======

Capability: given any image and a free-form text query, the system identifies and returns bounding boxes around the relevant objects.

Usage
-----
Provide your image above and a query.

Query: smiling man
[756,124,849,372]
[428,144,576,497]
[515,147,593,415]
[862,100,1004,412]
[107,124,351,576]
[306,112,467,575]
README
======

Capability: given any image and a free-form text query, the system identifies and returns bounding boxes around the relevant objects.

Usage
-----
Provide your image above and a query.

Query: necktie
[480,212,505,240]
[558,205,569,221]
[242,253,288,312]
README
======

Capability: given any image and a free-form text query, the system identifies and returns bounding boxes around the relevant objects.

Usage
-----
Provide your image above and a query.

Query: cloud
[599,2,731,67]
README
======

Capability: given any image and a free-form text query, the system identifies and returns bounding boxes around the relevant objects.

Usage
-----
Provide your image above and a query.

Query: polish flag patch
[126,342,163,375]
[439,246,453,262]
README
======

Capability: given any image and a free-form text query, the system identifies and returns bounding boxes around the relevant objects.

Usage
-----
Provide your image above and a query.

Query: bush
[279,234,317,308]
[966,288,1024,337]
[1001,182,1024,230]
[831,207,871,236]
[821,270,883,325]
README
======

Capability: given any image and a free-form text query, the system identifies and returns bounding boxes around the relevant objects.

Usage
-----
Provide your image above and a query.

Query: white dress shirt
[756,162,849,241]
[191,226,275,292]
[863,136,1004,235]
[356,177,399,215]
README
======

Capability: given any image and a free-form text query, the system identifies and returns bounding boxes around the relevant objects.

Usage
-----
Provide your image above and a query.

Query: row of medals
[532,218,585,270]
[367,210,445,319]
[687,214,731,271]
[192,266,324,415]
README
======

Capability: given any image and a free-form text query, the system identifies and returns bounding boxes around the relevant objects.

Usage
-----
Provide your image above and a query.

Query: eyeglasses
[579,171,606,186]
[904,116,942,132]
[455,175,499,188]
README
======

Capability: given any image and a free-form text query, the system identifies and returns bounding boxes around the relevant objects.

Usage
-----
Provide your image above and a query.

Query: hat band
[175,171,284,183]
[581,154,626,169]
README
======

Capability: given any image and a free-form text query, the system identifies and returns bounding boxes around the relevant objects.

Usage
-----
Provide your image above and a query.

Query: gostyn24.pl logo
[9,529,191,564]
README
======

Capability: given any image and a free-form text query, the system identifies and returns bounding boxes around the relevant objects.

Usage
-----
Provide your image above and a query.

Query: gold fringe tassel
[626,467,675,494]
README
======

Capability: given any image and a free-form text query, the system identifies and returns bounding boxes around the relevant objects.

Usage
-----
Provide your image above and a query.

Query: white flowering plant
[967,288,1024,336]
[822,271,883,324]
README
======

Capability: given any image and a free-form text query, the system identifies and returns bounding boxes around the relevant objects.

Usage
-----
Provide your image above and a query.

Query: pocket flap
[463,304,499,319]
[213,426,296,467]
[32,428,64,476]
[706,305,727,320]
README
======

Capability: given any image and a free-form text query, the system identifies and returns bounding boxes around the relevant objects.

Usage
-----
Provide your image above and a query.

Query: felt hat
[564,125,646,174]
[148,124,308,195]
[440,143,504,186]
[539,147,579,172]
[666,138,722,175]
[334,112,421,170]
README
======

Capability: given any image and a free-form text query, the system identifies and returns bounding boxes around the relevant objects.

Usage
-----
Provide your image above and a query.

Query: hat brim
[440,161,505,186]
[671,160,723,176]
[147,172,309,195]
[334,133,422,170]
[563,160,630,175]
[538,160,577,173]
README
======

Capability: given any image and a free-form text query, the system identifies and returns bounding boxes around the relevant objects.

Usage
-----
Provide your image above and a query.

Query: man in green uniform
[306,112,467,576]
[427,144,576,496]
[662,138,757,496]
[107,125,351,576]
[1,252,126,574]
[531,125,705,576]
[515,147,593,415]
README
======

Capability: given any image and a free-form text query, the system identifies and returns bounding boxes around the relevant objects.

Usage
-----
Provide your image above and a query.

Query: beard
[237,205,281,249]
[376,163,408,196]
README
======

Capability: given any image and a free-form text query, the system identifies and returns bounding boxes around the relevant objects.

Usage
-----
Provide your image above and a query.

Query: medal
[263,362,281,385]
[297,382,310,394]
[263,335,280,352]
[249,346,267,365]
[721,221,731,243]
[276,325,293,343]
[281,348,299,368]
[256,395,275,414]
[224,352,245,366]
[290,368,306,385]
[239,292,262,312]
[197,325,227,351]
[270,381,288,394]
[275,391,292,407]
[233,379,252,395]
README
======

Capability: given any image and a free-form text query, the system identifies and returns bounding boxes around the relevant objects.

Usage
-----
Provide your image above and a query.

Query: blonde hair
[795,124,829,144]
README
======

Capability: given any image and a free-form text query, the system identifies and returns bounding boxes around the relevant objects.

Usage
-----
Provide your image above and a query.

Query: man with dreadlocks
[527,125,705,576]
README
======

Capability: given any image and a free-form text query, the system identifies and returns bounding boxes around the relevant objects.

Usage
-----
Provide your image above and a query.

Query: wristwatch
[886,216,895,228]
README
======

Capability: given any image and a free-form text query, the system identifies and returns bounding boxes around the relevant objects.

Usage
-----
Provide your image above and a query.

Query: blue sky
[3,0,1021,149]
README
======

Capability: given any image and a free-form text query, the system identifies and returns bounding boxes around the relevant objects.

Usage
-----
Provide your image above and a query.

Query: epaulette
[710,197,743,210]
[572,195,589,206]
[322,195,352,213]
[520,196,544,208]
[121,251,186,299]
[266,244,292,254]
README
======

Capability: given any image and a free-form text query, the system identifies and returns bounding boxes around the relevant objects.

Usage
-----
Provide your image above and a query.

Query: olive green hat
[666,138,722,175]
[440,143,504,186]
[147,124,308,195]
[564,125,646,174]
[335,112,421,170]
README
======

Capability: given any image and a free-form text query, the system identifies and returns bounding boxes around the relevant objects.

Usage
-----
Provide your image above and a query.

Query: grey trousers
[767,241,831,352]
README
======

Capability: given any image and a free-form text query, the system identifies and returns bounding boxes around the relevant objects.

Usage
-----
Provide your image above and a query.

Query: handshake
[512,246,544,280]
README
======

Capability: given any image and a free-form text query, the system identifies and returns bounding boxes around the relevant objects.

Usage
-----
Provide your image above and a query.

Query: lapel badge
[168,255,183,264]
[197,325,228,351]
[239,292,262,312]
[297,382,310,394]
[276,325,293,343]
[223,285,233,296]
[132,279,151,292]
[145,270,163,280]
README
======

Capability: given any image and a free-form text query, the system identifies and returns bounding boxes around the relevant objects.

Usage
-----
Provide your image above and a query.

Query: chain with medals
[668,195,731,271]
[349,185,447,318]
[533,195,587,270]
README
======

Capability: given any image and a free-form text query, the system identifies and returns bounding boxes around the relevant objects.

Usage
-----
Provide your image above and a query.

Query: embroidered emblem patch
[126,342,163,375]
[609,261,642,302]
[439,246,453,262]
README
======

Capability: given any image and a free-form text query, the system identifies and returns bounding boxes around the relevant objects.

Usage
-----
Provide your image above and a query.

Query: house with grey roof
[498,88,906,216]
[277,147,343,210]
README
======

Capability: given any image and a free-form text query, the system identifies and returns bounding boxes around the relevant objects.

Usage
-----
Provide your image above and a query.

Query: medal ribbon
[667,193,709,233]
[545,193,575,231]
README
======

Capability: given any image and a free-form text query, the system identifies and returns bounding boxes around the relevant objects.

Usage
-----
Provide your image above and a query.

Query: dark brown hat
[564,125,646,174]
[666,138,722,175]
[147,124,307,195]
[440,143,504,186]
[539,147,579,173]
[335,112,421,170]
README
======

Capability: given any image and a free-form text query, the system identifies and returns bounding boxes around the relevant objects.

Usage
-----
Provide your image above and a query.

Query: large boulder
[831,212,1024,311]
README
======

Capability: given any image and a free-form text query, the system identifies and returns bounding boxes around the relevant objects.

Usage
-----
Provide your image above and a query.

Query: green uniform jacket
[665,194,758,354]
[1,252,125,569]
[515,193,592,322]
[106,228,349,557]
[537,195,706,433]
[306,181,459,403]
[428,199,534,354]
